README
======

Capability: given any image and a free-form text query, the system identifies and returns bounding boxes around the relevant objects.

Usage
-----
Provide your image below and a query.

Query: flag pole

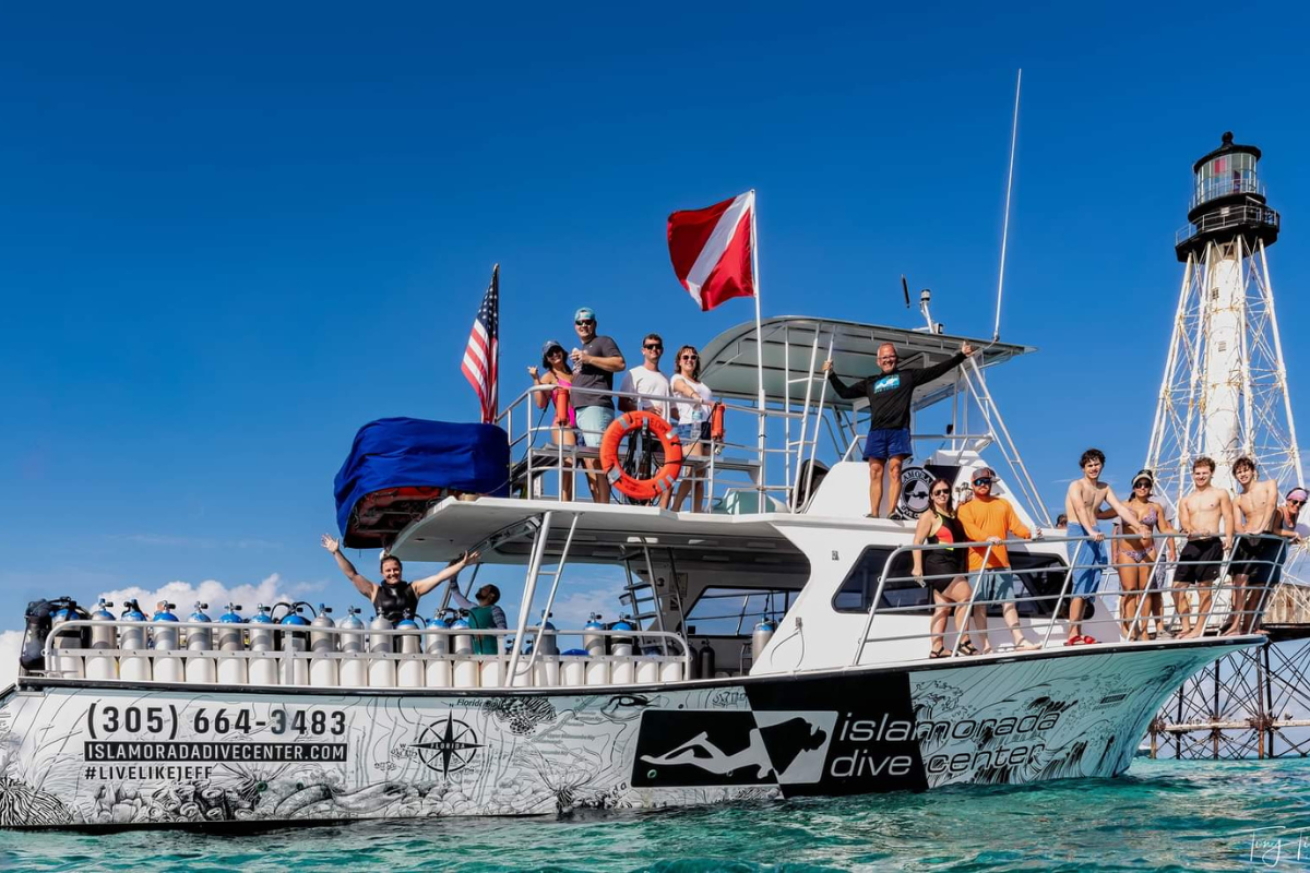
[750,191,766,500]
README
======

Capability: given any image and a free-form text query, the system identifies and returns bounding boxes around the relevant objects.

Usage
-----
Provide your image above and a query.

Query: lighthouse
[1146,132,1302,498]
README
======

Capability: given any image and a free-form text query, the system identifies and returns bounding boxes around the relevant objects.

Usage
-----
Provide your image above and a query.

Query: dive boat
[0,317,1271,829]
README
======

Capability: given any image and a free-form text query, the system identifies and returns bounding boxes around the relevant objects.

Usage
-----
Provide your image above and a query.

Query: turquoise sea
[4,759,1310,872]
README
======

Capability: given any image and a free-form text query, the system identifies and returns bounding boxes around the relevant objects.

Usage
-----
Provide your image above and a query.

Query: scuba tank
[151,602,180,650]
[425,609,452,688]
[86,599,118,680]
[51,598,89,678]
[450,613,477,688]
[534,611,561,687]
[247,605,277,686]
[309,605,338,688]
[368,613,395,688]
[216,604,247,685]
[152,602,183,683]
[395,611,424,688]
[584,613,609,686]
[185,603,215,684]
[279,607,311,686]
[537,611,559,656]
[117,599,150,682]
[583,613,606,657]
[698,639,717,679]
[609,616,636,684]
[751,619,778,667]
[338,607,366,688]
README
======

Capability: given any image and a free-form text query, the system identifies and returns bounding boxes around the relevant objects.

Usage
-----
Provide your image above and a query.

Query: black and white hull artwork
[0,640,1247,829]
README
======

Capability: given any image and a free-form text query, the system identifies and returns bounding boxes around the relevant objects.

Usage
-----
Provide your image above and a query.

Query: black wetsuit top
[827,352,966,431]
[373,581,419,622]
[925,509,968,576]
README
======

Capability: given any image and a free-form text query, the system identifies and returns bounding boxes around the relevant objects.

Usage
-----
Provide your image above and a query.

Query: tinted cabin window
[685,588,796,635]
[832,547,925,614]
[832,547,1068,617]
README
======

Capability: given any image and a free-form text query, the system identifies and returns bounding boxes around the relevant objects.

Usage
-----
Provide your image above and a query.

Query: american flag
[462,265,499,423]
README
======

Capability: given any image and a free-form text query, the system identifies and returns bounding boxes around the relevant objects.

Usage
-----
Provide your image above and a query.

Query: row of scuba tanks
[26,598,708,688]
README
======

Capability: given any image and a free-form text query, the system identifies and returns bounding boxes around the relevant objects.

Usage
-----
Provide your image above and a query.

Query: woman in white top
[670,344,713,512]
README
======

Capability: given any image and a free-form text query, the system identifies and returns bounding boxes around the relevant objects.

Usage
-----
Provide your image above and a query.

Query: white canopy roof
[699,316,1034,410]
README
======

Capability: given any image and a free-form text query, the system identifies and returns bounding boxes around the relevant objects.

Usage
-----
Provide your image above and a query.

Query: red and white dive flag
[667,191,756,312]
[462,265,499,424]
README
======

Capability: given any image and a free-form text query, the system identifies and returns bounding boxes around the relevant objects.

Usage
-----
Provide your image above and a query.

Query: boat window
[1008,551,1069,618]
[831,547,927,615]
[831,547,1068,617]
[685,587,797,635]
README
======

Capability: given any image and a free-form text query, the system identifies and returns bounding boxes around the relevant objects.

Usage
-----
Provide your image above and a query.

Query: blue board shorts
[1069,524,1106,596]
[863,427,912,461]
[975,570,1017,604]
[575,405,615,448]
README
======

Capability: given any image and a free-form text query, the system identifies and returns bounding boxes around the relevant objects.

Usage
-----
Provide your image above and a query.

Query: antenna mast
[993,69,1021,343]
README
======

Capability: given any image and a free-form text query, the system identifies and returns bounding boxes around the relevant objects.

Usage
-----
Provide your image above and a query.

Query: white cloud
[0,630,22,690]
[546,580,628,628]
[98,573,324,615]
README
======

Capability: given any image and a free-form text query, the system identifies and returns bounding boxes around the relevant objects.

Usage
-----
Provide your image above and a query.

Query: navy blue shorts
[863,427,912,461]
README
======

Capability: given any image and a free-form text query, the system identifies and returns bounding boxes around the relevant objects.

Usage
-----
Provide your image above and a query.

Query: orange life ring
[599,411,684,501]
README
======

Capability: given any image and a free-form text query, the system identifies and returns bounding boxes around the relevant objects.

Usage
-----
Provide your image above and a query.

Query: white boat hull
[0,641,1248,828]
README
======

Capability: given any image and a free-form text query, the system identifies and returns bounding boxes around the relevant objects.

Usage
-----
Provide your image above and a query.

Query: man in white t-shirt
[618,333,671,418]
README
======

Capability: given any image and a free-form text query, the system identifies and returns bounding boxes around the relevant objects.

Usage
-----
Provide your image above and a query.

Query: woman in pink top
[529,340,577,501]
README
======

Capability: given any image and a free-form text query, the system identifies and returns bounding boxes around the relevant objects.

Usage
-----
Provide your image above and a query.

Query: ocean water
[4,759,1309,872]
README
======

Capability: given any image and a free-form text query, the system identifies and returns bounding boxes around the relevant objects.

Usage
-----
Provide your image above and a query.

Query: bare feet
[1015,640,1040,651]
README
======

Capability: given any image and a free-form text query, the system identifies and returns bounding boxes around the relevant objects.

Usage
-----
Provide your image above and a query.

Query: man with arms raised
[823,340,975,518]
[569,307,626,504]
[1225,456,1281,635]
[1174,457,1235,638]
[1063,448,1143,646]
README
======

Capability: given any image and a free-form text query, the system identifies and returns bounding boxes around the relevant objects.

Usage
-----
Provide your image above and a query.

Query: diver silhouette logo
[632,711,836,787]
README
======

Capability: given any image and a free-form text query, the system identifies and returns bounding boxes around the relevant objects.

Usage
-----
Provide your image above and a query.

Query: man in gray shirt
[569,306,625,503]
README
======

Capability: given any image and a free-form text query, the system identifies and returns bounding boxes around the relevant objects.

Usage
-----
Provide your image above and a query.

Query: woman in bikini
[529,340,577,501]
[1117,469,1175,640]
[911,477,981,657]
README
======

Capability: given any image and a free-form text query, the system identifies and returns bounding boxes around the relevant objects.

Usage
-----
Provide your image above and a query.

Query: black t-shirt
[571,334,623,409]
[827,352,965,431]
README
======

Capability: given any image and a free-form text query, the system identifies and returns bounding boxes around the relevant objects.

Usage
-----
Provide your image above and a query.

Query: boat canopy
[699,316,1034,410]
[334,417,510,547]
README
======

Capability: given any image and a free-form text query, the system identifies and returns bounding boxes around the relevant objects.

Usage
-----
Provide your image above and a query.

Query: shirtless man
[1063,448,1143,645]
[1224,456,1281,635]
[1174,457,1235,638]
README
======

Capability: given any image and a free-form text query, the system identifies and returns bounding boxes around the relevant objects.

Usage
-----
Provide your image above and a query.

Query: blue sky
[3,3,1309,638]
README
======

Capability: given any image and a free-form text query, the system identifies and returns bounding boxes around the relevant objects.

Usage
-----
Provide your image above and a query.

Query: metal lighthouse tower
[1146,132,1303,498]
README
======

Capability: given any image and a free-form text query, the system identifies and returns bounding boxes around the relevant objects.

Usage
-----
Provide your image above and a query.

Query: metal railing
[1192,176,1265,209]
[851,532,1289,665]
[1176,203,1280,245]
[499,382,810,513]
[38,620,692,689]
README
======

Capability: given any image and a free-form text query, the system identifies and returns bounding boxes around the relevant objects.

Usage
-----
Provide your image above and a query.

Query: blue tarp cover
[334,417,509,541]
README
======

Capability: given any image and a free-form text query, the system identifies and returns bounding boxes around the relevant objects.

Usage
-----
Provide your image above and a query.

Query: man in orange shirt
[957,467,1040,654]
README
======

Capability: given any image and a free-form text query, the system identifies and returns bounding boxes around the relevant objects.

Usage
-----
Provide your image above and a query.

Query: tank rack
[39,619,692,690]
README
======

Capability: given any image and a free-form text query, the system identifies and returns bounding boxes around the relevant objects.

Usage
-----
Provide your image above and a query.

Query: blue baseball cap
[574,307,596,322]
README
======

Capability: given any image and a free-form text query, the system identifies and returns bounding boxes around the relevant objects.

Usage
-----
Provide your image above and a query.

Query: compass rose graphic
[411,714,484,776]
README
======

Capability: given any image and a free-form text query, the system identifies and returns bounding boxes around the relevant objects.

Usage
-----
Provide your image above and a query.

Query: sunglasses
[644,343,662,350]
[973,478,993,487]
[1291,499,1307,506]
[931,489,950,496]
[1134,482,1152,489]
[575,319,595,326]
[680,354,699,360]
